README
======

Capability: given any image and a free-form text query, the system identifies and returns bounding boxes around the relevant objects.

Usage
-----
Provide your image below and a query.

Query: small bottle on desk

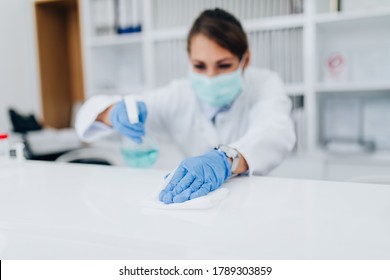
[0,133,10,161]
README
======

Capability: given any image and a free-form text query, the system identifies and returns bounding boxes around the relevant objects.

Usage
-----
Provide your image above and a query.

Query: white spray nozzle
[124,95,139,124]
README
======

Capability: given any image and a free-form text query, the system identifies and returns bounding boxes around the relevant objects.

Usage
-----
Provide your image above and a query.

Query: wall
[0,0,40,133]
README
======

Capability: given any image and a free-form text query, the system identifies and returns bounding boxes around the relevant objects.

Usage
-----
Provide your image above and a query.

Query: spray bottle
[121,95,159,168]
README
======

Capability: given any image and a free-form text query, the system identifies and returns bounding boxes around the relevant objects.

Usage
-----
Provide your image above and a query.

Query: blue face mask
[189,63,244,107]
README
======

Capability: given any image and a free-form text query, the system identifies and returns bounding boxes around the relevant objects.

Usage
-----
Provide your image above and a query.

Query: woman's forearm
[228,152,249,175]
[96,105,114,126]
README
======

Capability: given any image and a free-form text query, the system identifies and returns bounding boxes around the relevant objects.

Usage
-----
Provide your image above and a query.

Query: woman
[76,8,296,204]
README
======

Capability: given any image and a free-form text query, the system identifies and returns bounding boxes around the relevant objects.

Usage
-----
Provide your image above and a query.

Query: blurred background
[1,0,390,182]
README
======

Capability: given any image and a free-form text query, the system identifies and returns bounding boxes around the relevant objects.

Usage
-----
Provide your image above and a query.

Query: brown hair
[187,8,249,60]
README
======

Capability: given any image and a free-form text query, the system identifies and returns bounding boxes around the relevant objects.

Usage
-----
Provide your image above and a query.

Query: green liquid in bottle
[121,148,159,168]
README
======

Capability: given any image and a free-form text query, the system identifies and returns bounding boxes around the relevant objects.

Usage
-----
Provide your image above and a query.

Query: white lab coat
[76,67,296,175]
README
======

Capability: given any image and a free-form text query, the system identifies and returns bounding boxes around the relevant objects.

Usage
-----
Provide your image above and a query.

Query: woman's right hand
[103,100,148,143]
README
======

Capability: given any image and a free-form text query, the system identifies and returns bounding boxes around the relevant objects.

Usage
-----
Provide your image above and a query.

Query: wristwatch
[215,145,240,174]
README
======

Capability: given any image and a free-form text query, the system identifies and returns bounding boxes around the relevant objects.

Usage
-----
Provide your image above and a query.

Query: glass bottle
[120,96,159,168]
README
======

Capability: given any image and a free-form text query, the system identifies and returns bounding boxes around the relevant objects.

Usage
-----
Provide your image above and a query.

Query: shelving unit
[81,0,306,93]
[313,3,390,160]
[78,0,390,164]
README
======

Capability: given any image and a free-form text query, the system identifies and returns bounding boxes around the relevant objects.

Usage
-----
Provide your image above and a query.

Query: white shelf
[91,86,145,96]
[90,85,305,97]
[88,33,143,47]
[151,27,188,42]
[243,14,305,32]
[285,84,305,96]
[315,7,390,25]
[151,14,305,42]
[316,83,390,93]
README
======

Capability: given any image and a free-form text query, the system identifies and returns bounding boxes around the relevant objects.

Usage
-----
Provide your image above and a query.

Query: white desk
[0,160,389,259]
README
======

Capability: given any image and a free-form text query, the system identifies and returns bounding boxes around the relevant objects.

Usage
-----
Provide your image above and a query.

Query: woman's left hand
[159,150,231,204]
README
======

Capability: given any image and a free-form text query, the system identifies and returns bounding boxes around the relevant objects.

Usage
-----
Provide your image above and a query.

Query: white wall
[0,0,40,133]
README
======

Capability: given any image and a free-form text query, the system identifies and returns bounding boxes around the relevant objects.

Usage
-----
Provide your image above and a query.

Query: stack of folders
[92,0,116,35]
[116,0,142,34]
[91,0,142,36]
[248,27,303,85]
[152,0,304,30]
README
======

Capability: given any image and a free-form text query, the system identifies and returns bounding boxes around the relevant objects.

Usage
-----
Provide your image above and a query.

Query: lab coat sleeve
[229,73,296,175]
[75,82,179,143]
[75,95,122,142]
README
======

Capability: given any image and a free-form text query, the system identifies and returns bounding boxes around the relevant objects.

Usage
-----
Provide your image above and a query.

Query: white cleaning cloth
[139,169,230,210]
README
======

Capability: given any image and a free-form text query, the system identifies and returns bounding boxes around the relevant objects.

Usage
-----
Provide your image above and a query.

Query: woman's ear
[243,50,251,70]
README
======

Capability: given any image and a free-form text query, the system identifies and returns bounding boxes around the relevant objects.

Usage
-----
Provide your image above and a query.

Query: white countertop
[0,160,389,259]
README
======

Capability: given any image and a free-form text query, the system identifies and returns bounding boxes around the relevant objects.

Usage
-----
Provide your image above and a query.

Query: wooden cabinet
[34,0,84,128]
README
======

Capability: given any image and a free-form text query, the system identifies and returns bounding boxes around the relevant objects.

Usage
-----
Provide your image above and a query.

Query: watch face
[216,145,239,172]
[227,148,238,158]
[217,146,236,157]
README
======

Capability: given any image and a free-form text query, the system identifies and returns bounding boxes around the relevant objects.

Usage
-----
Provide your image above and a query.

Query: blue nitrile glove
[109,100,147,144]
[159,150,231,204]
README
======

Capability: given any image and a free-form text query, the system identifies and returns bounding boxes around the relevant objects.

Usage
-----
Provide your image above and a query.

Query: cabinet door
[35,0,84,128]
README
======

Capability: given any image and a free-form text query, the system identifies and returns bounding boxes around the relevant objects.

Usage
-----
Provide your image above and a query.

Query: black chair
[8,108,71,161]
[8,108,42,133]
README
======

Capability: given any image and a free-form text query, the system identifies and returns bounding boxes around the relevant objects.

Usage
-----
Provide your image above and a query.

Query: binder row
[153,27,304,87]
[248,27,303,84]
[152,0,304,30]
[91,0,143,36]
